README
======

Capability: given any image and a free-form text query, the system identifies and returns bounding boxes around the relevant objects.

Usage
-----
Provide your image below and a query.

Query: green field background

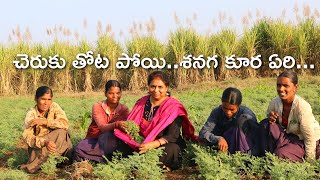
[0,76,319,179]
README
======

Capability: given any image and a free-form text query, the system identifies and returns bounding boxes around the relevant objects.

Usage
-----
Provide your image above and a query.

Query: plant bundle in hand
[125,121,144,143]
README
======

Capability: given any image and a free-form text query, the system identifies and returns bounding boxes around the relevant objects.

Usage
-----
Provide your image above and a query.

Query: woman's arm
[266,98,280,123]
[138,116,183,153]
[199,108,222,144]
[159,116,183,144]
[22,127,46,148]
[22,110,47,148]
[299,103,317,159]
[46,102,69,130]
[92,102,117,132]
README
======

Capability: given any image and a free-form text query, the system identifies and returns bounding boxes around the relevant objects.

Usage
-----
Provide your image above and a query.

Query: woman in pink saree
[114,71,198,170]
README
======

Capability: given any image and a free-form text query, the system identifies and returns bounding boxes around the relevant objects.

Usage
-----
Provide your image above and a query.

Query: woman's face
[277,77,297,103]
[106,86,121,105]
[36,93,52,113]
[222,102,239,119]
[148,78,168,101]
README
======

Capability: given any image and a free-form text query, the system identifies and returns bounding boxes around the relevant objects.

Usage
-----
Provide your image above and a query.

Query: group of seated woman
[20,70,320,173]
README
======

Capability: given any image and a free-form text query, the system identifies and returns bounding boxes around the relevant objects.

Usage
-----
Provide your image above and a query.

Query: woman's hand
[29,119,48,127]
[218,137,228,153]
[116,121,128,132]
[45,140,56,153]
[138,141,159,154]
[269,111,279,123]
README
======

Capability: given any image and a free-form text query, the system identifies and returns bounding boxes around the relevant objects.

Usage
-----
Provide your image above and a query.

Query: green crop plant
[0,169,29,179]
[265,152,317,179]
[41,154,68,177]
[126,35,165,91]
[94,149,163,180]
[166,27,199,87]
[77,40,93,92]
[215,29,237,80]
[97,34,124,88]
[192,144,238,179]
[125,121,144,143]
[238,28,259,78]
[46,40,78,92]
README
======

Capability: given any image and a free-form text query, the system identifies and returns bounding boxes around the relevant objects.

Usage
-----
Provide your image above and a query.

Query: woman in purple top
[199,87,259,155]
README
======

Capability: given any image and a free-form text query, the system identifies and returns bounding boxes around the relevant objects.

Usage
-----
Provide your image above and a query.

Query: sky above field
[1,0,319,44]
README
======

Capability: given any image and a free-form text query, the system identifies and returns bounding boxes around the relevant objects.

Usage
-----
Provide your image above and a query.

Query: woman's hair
[278,70,298,85]
[35,86,53,99]
[147,71,169,86]
[147,71,171,96]
[105,80,122,93]
[221,87,242,105]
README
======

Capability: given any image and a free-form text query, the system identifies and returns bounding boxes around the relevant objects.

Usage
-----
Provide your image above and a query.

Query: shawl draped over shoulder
[114,95,198,151]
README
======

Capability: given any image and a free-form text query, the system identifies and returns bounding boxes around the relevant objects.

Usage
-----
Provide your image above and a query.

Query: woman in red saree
[114,71,198,170]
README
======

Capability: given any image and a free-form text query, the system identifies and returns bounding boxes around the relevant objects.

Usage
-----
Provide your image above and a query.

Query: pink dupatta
[114,95,198,151]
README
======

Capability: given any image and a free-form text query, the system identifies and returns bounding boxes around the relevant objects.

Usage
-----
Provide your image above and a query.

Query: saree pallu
[114,95,198,151]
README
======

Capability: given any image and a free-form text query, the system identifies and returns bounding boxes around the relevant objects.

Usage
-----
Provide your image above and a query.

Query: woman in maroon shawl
[73,80,129,162]
[114,71,198,171]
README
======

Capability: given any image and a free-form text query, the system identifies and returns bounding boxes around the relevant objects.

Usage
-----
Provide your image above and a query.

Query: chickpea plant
[41,155,68,177]
[124,121,144,144]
